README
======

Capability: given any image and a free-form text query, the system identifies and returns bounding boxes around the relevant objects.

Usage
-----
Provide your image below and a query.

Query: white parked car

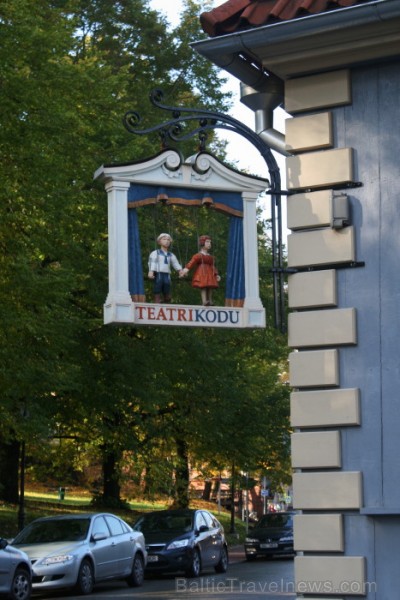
[12,513,147,595]
[0,537,32,600]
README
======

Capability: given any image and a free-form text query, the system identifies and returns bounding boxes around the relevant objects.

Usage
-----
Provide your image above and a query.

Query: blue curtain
[128,208,145,301]
[128,184,243,214]
[225,216,245,306]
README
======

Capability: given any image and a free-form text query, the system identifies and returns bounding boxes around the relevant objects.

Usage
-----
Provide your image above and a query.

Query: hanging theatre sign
[94,90,283,329]
[95,149,268,328]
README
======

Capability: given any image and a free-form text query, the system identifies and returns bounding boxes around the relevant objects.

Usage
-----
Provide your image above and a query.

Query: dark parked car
[244,511,294,560]
[133,508,228,577]
[0,537,32,600]
[12,513,146,595]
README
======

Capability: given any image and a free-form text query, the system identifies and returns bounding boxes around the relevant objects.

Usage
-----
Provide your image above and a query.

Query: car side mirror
[91,532,108,542]
[0,538,8,550]
[197,525,209,534]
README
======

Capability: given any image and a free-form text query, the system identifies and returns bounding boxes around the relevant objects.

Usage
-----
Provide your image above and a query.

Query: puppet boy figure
[148,233,183,303]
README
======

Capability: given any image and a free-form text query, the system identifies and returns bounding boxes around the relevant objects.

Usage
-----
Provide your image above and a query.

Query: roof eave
[191,0,400,81]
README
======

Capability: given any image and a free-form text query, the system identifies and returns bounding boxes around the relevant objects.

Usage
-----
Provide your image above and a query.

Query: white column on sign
[242,191,263,309]
[104,180,133,322]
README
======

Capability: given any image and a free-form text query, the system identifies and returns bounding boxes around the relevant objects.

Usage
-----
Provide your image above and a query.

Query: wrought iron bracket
[286,181,363,195]
[271,261,366,275]
[123,88,286,331]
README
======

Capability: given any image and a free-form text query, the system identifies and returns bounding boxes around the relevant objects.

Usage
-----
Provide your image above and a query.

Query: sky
[148,0,288,231]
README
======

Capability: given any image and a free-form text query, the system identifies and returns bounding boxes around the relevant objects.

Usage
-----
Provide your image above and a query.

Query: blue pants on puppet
[153,272,171,302]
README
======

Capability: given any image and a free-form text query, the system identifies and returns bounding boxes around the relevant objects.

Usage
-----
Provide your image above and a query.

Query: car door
[194,512,214,567]
[201,511,224,566]
[0,543,12,593]
[89,516,117,580]
[104,515,133,577]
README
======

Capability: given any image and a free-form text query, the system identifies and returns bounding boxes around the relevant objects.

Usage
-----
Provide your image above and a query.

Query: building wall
[336,62,400,501]
[287,60,400,598]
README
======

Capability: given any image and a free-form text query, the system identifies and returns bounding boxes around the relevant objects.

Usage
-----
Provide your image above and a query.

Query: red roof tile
[200,0,371,37]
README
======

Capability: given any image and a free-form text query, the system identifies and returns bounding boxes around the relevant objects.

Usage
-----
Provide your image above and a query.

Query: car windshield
[258,514,293,528]
[13,518,90,544]
[134,513,193,534]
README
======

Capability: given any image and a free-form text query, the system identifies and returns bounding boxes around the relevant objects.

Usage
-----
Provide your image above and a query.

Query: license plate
[260,542,278,549]
[147,555,159,562]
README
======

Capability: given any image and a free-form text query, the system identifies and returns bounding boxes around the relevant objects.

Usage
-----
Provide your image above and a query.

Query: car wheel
[214,546,228,573]
[126,553,144,587]
[75,559,94,595]
[245,554,257,561]
[185,548,201,578]
[9,567,31,600]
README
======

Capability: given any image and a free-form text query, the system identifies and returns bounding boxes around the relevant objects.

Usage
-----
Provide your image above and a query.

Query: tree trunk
[0,438,20,503]
[229,462,236,534]
[101,448,122,506]
[202,479,212,501]
[143,466,155,497]
[174,438,190,508]
[212,477,221,502]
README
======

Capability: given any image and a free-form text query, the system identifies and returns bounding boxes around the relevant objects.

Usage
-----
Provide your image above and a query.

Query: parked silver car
[0,537,32,600]
[12,513,147,595]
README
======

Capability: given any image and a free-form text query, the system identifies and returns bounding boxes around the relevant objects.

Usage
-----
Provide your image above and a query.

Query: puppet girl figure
[182,235,221,306]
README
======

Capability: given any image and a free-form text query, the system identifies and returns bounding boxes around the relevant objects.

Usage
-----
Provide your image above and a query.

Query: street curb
[228,544,245,563]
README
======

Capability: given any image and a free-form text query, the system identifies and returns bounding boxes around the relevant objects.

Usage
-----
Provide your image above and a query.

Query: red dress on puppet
[185,252,219,289]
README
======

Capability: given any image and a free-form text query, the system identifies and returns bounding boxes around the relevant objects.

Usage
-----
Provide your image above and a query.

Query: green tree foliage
[0,0,290,508]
